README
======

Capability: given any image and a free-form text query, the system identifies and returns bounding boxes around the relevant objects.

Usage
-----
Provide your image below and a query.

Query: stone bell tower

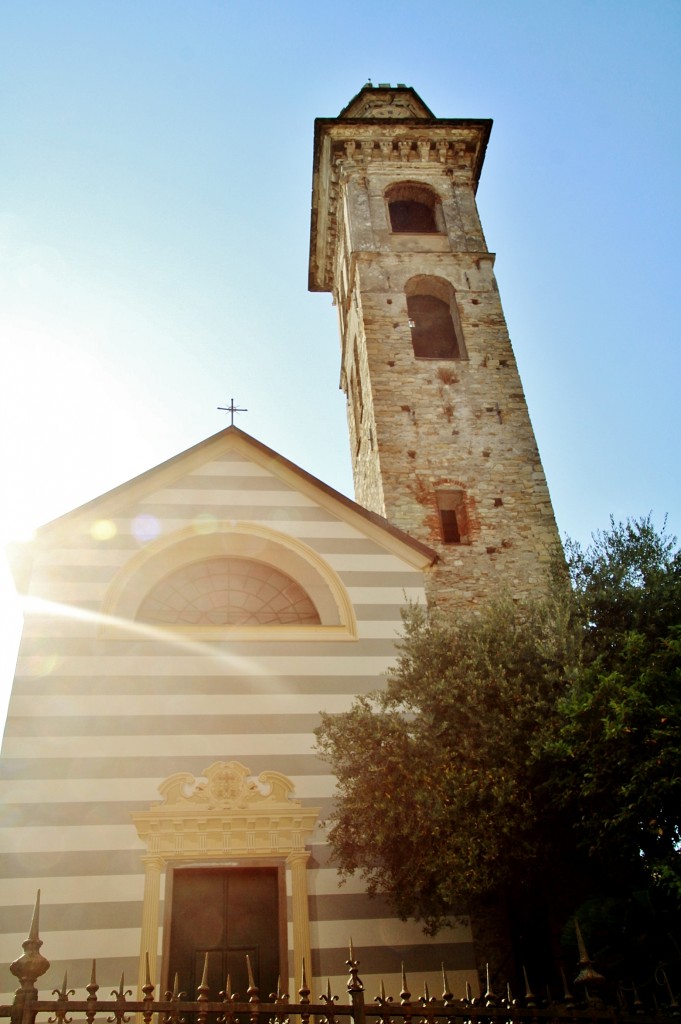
[309,84,560,610]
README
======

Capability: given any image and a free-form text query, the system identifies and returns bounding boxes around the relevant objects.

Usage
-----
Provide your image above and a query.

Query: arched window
[102,523,358,639]
[385,182,441,233]
[405,276,466,360]
[138,557,321,626]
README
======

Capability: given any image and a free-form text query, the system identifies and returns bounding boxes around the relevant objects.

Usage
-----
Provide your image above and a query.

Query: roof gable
[26,427,436,570]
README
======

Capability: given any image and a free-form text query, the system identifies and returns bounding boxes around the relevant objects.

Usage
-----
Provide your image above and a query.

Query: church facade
[0,86,559,1004]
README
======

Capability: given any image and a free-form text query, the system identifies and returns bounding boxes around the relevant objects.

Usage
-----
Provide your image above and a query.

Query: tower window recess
[385,182,442,233]
[436,490,469,545]
[405,276,466,360]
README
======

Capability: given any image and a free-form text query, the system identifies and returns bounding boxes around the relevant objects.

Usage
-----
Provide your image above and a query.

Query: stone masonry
[309,84,561,611]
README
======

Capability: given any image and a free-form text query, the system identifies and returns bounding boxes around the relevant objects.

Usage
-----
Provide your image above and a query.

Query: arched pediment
[101,522,357,640]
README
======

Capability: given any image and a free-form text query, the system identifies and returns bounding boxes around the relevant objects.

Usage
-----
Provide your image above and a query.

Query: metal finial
[484,964,496,1007]
[218,398,247,426]
[10,890,50,999]
[346,940,363,994]
[573,918,605,989]
[523,966,536,1008]
[400,964,411,1006]
[246,954,259,1002]
[441,964,453,1004]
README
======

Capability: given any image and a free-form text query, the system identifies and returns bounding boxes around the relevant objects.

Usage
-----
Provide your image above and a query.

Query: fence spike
[441,964,453,1004]
[573,918,605,989]
[400,964,411,1005]
[346,940,363,993]
[299,956,310,1003]
[198,953,210,997]
[484,963,496,1007]
[522,966,536,1008]
[246,953,259,1004]
[9,889,50,1001]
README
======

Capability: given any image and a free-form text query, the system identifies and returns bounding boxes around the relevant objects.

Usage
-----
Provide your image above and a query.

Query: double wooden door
[167,866,282,1003]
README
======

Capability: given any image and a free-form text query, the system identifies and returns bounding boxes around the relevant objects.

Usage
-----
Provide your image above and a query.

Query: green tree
[315,596,577,935]
[315,516,681,943]
[546,516,681,902]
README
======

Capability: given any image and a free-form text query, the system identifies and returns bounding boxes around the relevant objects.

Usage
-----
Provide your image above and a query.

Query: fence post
[347,942,365,1024]
[9,892,50,1024]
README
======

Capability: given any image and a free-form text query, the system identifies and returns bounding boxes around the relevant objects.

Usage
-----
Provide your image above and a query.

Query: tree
[315,596,577,935]
[545,516,681,902]
[315,516,681,943]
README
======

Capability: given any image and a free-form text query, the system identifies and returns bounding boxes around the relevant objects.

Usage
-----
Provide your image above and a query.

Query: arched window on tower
[405,276,466,360]
[385,182,442,233]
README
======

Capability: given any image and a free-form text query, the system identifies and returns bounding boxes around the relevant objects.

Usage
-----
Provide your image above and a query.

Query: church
[0,85,560,1004]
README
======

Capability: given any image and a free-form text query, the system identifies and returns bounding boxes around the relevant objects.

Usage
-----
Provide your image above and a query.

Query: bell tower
[309,84,560,610]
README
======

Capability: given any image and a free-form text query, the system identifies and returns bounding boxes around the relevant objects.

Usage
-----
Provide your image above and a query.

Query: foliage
[547,516,681,901]
[315,596,575,933]
[315,516,681,937]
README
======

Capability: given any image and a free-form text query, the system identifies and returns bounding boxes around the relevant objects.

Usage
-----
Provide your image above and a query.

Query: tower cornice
[309,107,492,292]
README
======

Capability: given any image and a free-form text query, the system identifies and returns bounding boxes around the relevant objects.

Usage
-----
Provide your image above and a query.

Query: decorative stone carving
[417,139,431,161]
[153,761,299,811]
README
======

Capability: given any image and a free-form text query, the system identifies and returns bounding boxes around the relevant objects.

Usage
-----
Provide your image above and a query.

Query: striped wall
[0,431,477,1003]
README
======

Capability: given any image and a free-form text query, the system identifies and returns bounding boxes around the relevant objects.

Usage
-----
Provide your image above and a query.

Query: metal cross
[217,397,247,425]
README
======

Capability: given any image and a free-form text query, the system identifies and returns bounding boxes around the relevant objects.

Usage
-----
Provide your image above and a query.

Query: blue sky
[1,1,680,719]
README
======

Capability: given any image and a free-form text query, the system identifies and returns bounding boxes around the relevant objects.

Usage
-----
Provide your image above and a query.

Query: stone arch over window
[405,275,466,360]
[385,181,442,233]
[102,523,357,640]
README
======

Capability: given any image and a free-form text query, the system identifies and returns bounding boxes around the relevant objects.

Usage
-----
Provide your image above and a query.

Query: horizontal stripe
[0,874,146,906]
[0,900,144,934]
[2,733,321,759]
[0,795,331,828]
[189,461,274,476]
[0,926,145,960]
[0,892,403,935]
[142,488,317,505]
[14,655,397,676]
[0,864,358,910]
[0,825,146,853]
[14,627,401,654]
[6,673,382,696]
[0,849,152,878]
[4,713,327,737]
[34,553,417,576]
[7,693,356,717]
[159,475,298,491]
[0,775,337,804]
[309,892,393,921]
[0,754,329,780]
[311,917,472,950]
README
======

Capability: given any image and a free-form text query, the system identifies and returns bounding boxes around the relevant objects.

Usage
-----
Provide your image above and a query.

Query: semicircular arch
[102,522,357,640]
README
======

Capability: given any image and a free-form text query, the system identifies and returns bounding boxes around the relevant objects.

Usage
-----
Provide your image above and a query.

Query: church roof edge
[24,426,438,567]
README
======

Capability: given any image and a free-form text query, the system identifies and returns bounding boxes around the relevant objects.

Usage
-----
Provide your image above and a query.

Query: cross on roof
[217,397,248,426]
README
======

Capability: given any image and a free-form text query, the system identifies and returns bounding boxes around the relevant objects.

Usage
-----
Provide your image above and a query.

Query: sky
[1,0,680,725]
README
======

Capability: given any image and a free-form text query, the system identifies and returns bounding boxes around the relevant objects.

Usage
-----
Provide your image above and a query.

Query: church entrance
[166,865,285,1003]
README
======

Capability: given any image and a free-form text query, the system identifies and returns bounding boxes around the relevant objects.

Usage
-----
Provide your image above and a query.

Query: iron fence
[2,895,679,1024]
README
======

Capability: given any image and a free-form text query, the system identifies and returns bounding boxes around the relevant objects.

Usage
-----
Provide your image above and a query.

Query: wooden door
[167,866,282,1003]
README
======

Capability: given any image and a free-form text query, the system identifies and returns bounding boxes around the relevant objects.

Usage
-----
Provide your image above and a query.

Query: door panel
[168,867,281,1002]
